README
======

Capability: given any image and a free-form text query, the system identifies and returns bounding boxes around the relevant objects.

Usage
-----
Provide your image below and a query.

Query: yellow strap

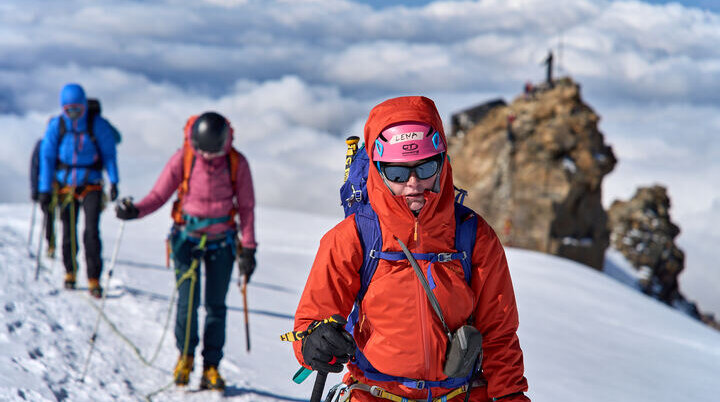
[179,234,207,358]
[280,315,343,342]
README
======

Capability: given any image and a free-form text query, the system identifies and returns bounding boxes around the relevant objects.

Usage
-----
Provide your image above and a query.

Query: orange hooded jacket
[293,96,529,401]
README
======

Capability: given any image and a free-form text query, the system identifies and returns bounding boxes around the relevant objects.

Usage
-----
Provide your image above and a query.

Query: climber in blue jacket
[37,83,120,297]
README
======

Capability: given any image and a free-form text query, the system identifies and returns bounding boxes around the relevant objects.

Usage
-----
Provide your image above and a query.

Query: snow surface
[1,203,719,401]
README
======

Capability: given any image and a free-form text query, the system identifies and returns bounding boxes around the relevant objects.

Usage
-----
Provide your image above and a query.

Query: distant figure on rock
[542,50,554,88]
[507,113,517,145]
[523,81,535,100]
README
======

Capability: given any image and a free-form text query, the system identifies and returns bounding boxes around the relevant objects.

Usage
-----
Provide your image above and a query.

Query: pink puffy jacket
[135,147,257,248]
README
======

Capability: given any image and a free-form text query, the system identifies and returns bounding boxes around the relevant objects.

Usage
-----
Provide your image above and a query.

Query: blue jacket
[38,113,119,192]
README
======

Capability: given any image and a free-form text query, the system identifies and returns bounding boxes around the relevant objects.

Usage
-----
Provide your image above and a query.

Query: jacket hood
[60,83,87,107]
[363,96,456,250]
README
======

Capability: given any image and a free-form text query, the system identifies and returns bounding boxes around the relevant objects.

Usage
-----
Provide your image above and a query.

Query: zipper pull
[414,219,418,242]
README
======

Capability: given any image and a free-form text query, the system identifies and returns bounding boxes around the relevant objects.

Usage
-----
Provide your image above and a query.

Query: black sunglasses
[380,157,441,183]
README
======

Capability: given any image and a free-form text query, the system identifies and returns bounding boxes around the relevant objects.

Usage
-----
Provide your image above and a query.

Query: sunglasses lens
[382,165,411,183]
[414,159,439,180]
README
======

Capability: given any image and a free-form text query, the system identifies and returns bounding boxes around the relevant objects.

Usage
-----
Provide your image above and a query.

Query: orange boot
[64,273,76,289]
[88,278,103,298]
[174,355,194,386]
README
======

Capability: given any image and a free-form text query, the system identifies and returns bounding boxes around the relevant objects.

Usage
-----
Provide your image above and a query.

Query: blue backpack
[339,143,480,391]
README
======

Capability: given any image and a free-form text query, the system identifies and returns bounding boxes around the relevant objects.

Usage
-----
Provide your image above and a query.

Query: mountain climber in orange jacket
[293,96,529,401]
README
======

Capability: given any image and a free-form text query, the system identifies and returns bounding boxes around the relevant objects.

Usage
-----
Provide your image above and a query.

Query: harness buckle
[369,249,378,259]
[191,245,206,259]
[437,253,453,263]
[352,185,363,203]
[416,380,426,389]
[369,385,383,397]
[461,251,468,260]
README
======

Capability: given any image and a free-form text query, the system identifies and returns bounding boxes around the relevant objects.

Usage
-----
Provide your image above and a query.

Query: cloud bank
[1,0,718,311]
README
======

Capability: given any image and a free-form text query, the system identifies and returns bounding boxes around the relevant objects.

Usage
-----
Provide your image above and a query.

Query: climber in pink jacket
[116,111,256,391]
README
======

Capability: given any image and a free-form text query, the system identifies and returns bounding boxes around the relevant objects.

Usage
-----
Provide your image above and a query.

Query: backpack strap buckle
[353,188,363,203]
[369,249,378,259]
[437,253,453,263]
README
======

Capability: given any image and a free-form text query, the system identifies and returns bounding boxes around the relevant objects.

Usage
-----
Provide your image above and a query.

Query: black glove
[38,192,51,212]
[110,184,119,202]
[237,247,256,282]
[301,315,356,373]
[115,197,139,220]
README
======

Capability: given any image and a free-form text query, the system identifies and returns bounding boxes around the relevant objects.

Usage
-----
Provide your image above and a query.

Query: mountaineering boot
[88,278,103,299]
[64,273,76,289]
[173,355,194,386]
[200,365,225,391]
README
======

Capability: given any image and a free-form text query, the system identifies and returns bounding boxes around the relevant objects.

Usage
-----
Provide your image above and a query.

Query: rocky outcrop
[608,186,684,303]
[449,77,616,269]
[608,186,720,330]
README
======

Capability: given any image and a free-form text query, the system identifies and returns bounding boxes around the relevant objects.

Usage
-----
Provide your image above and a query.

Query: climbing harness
[325,381,470,402]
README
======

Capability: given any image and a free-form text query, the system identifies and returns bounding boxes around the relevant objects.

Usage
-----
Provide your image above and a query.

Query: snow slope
[1,203,719,401]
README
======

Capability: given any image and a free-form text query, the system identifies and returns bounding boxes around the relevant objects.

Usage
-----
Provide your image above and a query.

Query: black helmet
[191,112,230,153]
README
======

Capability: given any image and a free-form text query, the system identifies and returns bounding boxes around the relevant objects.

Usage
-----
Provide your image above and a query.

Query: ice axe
[310,370,328,402]
[240,274,251,352]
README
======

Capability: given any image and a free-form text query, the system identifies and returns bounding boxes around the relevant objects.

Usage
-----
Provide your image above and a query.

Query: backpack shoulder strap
[172,143,196,224]
[354,204,382,302]
[86,107,98,139]
[57,115,67,143]
[227,148,240,192]
[454,202,478,284]
[345,203,382,334]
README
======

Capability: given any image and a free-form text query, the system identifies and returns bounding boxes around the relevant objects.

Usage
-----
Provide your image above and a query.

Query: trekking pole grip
[310,371,328,402]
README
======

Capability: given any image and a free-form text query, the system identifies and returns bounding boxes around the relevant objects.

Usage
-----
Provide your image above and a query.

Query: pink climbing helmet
[372,122,446,163]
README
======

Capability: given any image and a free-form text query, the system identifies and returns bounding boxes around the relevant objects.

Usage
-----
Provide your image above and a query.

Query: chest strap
[370,249,467,289]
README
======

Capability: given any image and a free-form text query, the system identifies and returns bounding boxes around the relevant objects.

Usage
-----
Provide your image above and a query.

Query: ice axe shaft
[241,275,251,352]
[310,371,328,402]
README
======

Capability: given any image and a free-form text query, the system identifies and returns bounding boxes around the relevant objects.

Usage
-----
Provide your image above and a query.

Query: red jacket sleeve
[136,150,183,219]
[471,219,530,401]
[234,153,256,248]
[292,217,363,368]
